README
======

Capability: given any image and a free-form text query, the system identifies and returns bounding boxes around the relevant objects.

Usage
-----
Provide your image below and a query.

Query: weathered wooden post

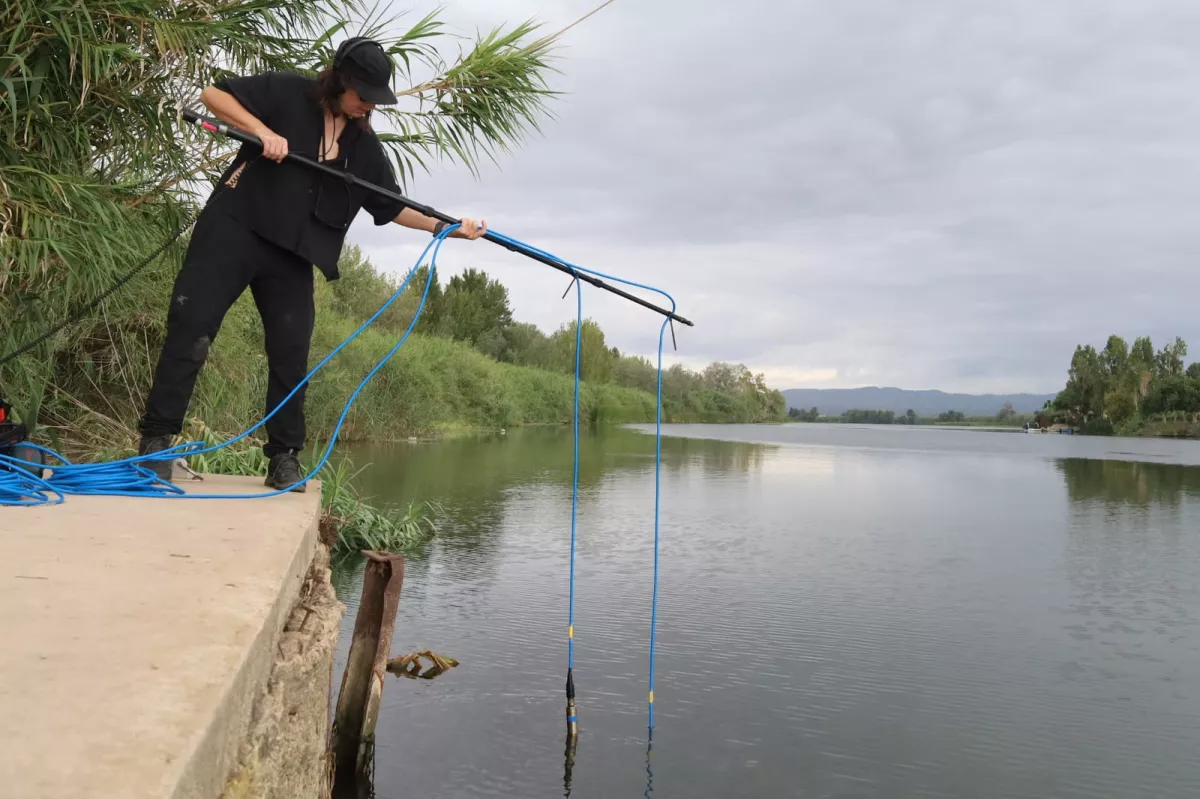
[331,551,405,792]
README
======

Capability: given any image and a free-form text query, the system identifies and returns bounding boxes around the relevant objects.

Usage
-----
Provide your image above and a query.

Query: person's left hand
[457,217,487,240]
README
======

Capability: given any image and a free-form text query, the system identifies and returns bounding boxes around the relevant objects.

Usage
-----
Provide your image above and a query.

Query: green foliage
[1102,389,1137,426]
[1156,336,1188,378]
[1100,335,1129,379]
[328,245,417,331]
[2,0,786,455]
[173,422,442,559]
[395,260,789,423]
[843,409,896,424]
[439,268,514,347]
[1,0,564,427]
[1052,333,1200,435]
[802,406,1022,427]
[548,320,613,382]
[322,456,442,560]
[1142,375,1200,416]
[182,420,270,477]
[1078,417,1115,436]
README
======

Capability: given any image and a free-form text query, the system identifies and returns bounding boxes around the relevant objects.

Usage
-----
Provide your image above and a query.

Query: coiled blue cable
[1,220,675,737]
[0,227,449,502]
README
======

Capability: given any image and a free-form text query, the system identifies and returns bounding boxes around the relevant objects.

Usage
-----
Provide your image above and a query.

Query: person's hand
[457,217,487,240]
[254,126,289,162]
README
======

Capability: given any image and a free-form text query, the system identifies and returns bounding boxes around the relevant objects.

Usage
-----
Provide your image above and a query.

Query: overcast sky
[343,0,1200,394]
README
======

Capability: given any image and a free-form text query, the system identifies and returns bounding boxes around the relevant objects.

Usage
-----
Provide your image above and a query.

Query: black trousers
[138,207,315,458]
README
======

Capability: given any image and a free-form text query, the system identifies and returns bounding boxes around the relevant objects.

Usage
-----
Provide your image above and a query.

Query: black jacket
[208,71,407,280]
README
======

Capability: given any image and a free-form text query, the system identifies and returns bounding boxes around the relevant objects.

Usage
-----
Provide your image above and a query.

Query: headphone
[333,37,382,70]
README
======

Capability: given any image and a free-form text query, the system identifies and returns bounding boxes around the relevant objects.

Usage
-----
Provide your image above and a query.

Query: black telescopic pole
[180,109,694,328]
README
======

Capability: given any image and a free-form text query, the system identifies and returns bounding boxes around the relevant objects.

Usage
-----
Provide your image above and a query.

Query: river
[332,423,1200,798]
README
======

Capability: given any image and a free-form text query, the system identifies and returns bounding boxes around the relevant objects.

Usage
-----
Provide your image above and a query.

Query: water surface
[333,424,1200,798]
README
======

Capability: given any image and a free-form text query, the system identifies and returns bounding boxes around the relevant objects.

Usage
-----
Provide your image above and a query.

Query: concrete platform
[0,474,323,799]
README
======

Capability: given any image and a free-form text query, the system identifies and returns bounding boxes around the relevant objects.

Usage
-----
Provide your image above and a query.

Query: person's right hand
[255,126,288,162]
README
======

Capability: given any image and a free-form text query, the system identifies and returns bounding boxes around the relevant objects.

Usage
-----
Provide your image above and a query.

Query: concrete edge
[170,488,324,799]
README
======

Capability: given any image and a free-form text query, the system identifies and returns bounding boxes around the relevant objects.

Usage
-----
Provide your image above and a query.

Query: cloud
[346,0,1200,393]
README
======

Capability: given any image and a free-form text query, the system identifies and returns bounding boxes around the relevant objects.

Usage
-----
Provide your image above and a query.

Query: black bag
[0,396,45,479]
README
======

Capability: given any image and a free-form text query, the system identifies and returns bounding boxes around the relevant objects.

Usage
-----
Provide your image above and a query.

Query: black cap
[335,37,398,105]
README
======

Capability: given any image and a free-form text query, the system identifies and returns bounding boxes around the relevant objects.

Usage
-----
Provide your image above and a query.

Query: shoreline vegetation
[15,242,790,556]
[784,406,1034,428]
[784,334,1200,441]
[2,2,787,554]
[1038,334,1200,439]
[30,242,789,458]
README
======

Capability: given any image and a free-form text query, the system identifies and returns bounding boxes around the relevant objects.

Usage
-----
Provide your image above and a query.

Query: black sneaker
[136,434,175,482]
[265,451,306,493]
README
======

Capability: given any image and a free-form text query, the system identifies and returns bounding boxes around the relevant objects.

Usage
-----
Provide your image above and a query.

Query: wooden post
[331,551,405,791]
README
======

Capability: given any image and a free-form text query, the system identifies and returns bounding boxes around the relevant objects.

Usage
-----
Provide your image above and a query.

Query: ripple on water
[332,429,1200,798]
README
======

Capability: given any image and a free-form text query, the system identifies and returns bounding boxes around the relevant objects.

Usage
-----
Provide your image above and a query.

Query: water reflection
[562,731,576,797]
[328,427,1200,798]
[347,427,768,509]
[344,429,769,572]
[1057,456,1200,507]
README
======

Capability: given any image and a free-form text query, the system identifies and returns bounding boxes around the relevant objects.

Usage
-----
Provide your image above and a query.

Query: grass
[180,421,441,561]
[1116,412,1200,439]
[27,273,664,462]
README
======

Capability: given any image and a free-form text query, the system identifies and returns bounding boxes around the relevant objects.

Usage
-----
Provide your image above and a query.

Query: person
[136,37,486,491]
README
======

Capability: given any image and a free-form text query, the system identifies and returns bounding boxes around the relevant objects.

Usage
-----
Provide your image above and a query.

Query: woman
[136,37,486,491]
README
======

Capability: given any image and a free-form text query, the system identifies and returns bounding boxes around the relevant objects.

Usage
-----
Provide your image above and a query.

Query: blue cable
[0,226,451,503]
[568,275,581,674]
[490,232,674,732]
[1,218,677,739]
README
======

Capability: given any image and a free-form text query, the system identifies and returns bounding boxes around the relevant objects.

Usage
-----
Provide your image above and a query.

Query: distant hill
[782,387,1055,418]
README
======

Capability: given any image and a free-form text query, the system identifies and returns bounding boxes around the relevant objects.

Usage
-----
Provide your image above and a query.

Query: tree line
[330,247,788,423]
[787,407,1009,425]
[1043,334,1200,434]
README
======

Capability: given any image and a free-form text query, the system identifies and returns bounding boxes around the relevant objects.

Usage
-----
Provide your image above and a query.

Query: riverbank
[0,474,339,799]
[11,245,785,461]
[1120,416,1200,440]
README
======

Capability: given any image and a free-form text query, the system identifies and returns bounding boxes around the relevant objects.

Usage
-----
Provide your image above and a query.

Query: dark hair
[313,65,371,130]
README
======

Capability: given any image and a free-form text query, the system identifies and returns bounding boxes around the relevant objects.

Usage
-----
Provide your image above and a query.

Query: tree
[906,409,917,425]
[937,410,965,423]
[843,409,896,424]
[1103,389,1137,426]
[702,363,741,394]
[504,322,557,369]
[996,402,1016,422]
[438,268,514,347]
[1101,335,1130,379]
[1130,336,1157,404]
[1156,336,1188,379]
[1142,376,1200,416]
[1054,345,1105,422]
[550,319,614,383]
[402,265,446,335]
[788,406,820,422]
[330,245,415,331]
[1051,334,1200,433]
[1,0,564,428]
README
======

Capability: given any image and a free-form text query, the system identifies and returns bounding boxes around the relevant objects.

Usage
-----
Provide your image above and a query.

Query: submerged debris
[386,650,460,680]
